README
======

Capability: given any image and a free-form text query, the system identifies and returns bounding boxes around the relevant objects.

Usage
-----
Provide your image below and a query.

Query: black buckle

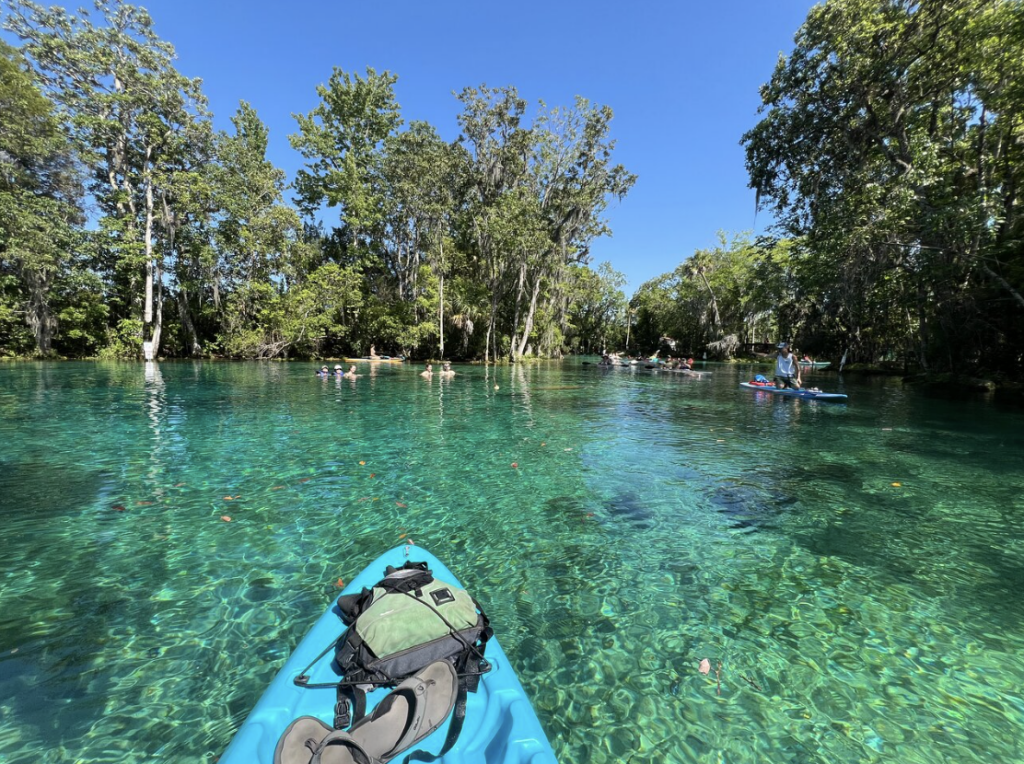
[334,699,351,729]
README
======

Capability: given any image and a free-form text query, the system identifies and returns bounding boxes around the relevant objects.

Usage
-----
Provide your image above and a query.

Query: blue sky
[16,0,818,294]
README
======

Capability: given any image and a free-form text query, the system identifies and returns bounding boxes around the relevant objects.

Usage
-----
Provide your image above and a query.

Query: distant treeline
[634,0,1023,376]
[630,0,1024,374]
[0,0,634,360]
[4,1,1023,374]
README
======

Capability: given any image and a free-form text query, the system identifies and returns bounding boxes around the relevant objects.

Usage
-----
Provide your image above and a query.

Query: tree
[0,38,83,355]
[213,102,305,356]
[564,261,627,353]
[7,0,211,358]
[743,0,1024,372]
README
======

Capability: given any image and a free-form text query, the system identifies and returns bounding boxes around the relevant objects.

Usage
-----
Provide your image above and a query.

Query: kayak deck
[220,546,557,764]
[740,381,847,400]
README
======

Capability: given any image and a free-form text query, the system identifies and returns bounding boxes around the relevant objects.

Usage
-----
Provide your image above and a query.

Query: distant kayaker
[774,342,802,389]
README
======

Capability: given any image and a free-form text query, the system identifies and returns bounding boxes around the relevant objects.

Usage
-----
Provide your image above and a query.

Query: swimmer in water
[420,363,433,379]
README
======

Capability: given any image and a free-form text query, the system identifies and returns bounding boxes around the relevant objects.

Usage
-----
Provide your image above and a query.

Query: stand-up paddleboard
[740,381,847,401]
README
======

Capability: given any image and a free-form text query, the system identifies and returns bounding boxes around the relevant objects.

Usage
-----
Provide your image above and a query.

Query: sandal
[274,716,333,764]
[275,661,459,764]
[345,660,459,762]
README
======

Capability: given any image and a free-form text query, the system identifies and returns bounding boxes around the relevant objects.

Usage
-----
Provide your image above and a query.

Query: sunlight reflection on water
[1,360,1023,763]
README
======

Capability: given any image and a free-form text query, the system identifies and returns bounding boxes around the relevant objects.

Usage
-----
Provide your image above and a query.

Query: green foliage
[564,262,627,353]
[0,5,635,362]
[100,318,144,359]
[0,273,32,355]
[54,268,109,357]
[631,233,788,358]
[743,0,1024,371]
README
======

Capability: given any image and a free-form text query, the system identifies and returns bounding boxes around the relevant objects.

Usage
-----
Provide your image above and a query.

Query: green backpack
[294,560,491,736]
[333,561,490,686]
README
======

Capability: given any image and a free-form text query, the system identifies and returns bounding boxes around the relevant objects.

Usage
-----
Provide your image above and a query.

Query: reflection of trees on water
[144,361,166,485]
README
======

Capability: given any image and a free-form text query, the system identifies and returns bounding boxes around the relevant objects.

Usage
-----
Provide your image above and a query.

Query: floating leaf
[359,461,366,466]
[399,533,407,539]
[396,502,407,508]
[271,486,285,490]
[298,478,311,484]
[511,463,518,469]
[699,659,711,675]
[136,501,154,506]
[174,482,186,487]
[223,496,233,501]
[111,505,126,512]
[891,482,902,487]
[370,473,375,478]
[220,516,232,522]
[334,578,345,588]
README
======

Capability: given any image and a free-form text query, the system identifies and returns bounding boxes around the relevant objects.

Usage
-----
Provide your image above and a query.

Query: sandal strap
[312,730,380,764]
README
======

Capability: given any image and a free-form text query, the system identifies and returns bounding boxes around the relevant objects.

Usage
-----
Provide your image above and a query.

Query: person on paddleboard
[774,342,802,389]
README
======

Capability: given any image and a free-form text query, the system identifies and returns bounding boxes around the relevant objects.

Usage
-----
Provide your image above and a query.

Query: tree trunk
[697,268,722,336]
[22,267,55,356]
[143,149,155,326]
[981,263,1024,310]
[515,272,543,360]
[438,239,444,360]
[485,294,498,365]
[510,261,527,359]
[177,287,201,356]
[151,259,164,357]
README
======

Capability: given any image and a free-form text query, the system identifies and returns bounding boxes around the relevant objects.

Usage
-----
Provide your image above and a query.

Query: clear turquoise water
[1,361,1023,763]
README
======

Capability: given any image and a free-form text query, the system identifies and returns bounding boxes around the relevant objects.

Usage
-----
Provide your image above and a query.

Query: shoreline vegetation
[2,1,1022,383]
